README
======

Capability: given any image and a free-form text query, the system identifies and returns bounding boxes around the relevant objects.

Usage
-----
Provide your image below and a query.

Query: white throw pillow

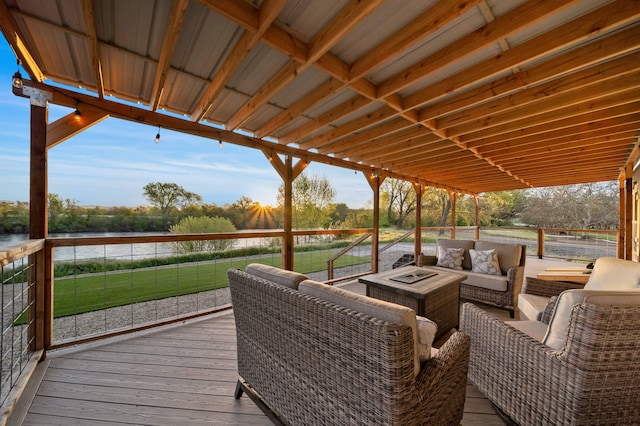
[469,249,502,276]
[416,316,438,362]
[436,246,464,270]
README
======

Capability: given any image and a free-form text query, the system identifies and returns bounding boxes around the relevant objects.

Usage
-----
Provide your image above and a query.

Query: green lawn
[53,251,368,318]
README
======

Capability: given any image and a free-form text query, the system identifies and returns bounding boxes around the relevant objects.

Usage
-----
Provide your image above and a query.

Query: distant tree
[169,216,237,253]
[520,182,618,229]
[381,179,416,228]
[143,182,202,228]
[277,173,336,230]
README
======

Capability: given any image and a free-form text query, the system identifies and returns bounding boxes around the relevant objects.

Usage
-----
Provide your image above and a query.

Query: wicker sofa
[421,239,526,317]
[460,257,640,425]
[228,264,470,426]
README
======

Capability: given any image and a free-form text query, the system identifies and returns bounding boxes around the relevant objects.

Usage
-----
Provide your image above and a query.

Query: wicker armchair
[461,293,640,425]
[229,267,471,426]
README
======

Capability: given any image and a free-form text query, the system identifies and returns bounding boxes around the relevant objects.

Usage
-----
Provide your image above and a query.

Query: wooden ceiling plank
[437,52,640,130]
[378,0,580,98]
[365,143,459,166]
[192,0,288,121]
[81,0,105,99]
[500,146,633,168]
[418,25,640,122]
[0,0,44,81]
[405,0,640,112]
[150,0,189,111]
[349,0,483,80]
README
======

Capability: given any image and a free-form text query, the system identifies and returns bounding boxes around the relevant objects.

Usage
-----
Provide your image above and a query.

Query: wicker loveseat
[422,239,526,317]
[228,264,470,426]
[461,279,640,424]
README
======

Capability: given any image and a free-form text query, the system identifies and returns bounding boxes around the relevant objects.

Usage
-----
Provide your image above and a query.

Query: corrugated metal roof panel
[173,3,243,78]
[278,0,351,41]
[305,88,360,118]
[242,104,283,132]
[270,67,328,108]
[101,45,154,102]
[272,116,311,139]
[161,68,207,115]
[205,88,250,124]
[227,43,290,95]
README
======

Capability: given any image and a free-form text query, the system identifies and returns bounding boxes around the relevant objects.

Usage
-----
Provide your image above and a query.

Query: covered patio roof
[1,0,640,194]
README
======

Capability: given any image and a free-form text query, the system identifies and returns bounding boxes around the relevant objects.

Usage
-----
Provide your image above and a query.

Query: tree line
[0,177,619,235]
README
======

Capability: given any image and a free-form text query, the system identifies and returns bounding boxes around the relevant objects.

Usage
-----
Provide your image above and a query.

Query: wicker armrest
[413,331,470,425]
[522,276,585,298]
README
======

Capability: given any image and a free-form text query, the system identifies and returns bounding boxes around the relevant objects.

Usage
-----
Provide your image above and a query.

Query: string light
[11,59,23,89]
[218,140,223,148]
[155,125,161,144]
[74,101,81,120]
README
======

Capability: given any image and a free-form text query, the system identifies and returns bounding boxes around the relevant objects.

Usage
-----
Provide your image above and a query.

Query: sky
[0,37,373,209]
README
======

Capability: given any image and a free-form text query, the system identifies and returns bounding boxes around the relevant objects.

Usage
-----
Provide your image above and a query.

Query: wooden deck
[10,311,503,425]
[10,257,575,425]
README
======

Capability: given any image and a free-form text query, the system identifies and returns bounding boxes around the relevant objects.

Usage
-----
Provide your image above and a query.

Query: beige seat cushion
[518,293,550,321]
[245,263,308,290]
[299,279,426,377]
[584,257,640,290]
[543,289,640,351]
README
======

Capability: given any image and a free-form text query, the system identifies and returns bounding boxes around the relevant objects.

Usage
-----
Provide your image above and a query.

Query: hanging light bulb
[218,140,223,148]
[155,125,161,144]
[11,59,23,89]
[74,101,81,120]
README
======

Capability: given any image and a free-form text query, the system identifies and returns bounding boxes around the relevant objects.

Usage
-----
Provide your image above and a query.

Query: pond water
[0,232,277,262]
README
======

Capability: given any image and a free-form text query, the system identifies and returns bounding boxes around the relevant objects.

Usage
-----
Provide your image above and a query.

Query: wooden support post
[625,177,633,260]
[474,194,480,240]
[537,228,545,259]
[366,173,382,273]
[264,151,306,270]
[28,101,49,351]
[413,183,424,266]
[619,177,625,259]
[449,190,457,239]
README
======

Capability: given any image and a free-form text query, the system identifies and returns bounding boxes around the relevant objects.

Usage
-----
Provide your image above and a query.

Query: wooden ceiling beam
[378,0,579,98]
[437,53,640,130]
[254,77,344,139]
[278,94,372,145]
[446,73,640,137]
[460,96,640,144]
[501,147,632,169]
[418,26,640,122]
[466,109,640,148]
[337,127,437,159]
[46,105,109,149]
[298,106,398,150]
[192,0,288,121]
[225,0,384,131]
[0,0,44,82]
[150,0,189,111]
[349,0,482,81]
[485,129,640,160]
[317,118,417,155]
[405,0,640,112]
[81,0,105,99]
[470,114,640,152]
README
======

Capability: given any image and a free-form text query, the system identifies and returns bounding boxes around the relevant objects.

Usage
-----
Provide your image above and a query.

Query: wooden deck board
[15,308,506,426]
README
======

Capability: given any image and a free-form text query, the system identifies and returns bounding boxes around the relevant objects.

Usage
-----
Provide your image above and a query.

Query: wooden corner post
[366,172,383,273]
[413,183,425,265]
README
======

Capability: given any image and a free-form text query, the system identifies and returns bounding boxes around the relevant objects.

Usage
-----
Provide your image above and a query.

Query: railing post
[537,228,544,259]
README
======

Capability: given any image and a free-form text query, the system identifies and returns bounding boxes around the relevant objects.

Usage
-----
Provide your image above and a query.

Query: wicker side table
[359,267,466,340]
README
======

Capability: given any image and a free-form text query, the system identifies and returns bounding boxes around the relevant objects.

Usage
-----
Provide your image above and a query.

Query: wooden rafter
[149,0,189,111]
[81,0,104,99]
